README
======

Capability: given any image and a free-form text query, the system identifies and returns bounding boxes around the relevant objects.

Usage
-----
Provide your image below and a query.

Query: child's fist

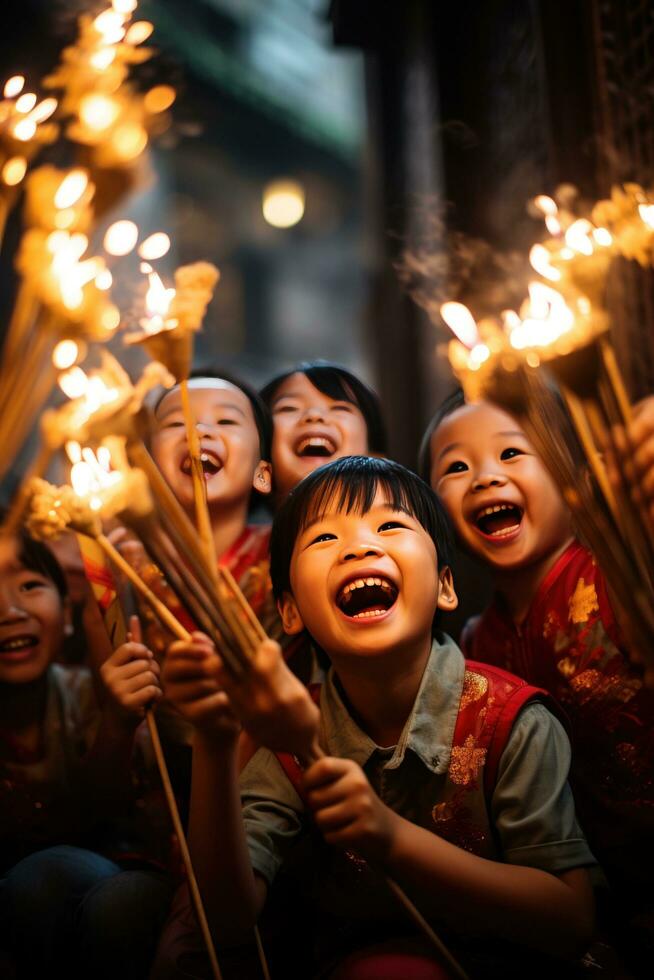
[162,631,240,742]
[214,639,320,762]
[303,757,398,863]
[100,615,161,725]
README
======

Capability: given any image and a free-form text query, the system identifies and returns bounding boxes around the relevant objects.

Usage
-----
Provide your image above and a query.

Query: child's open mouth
[336,576,399,620]
[474,503,523,539]
[180,451,223,479]
[0,634,38,660]
[295,436,337,459]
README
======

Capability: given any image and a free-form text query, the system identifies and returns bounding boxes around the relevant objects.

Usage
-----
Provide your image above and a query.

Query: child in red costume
[423,390,654,973]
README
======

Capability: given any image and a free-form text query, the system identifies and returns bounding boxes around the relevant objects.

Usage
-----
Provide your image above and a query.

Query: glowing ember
[440,302,479,349]
[54,170,89,210]
[90,49,116,71]
[534,195,558,216]
[565,219,594,256]
[2,157,27,186]
[67,440,123,513]
[144,86,176,114]
[93,10,127,45]
[112,122,147,161]
[29,98,58,123]
[138,232,170,260]
[58,366,120,416]
[638,203,654,230]
[95,268,113,290]
[4,75,25,99]
[529,244,561,282]
[593,227,612,247]
[12,118,37,141]
[15,92,37,113]
[52,340,80,370]
[112,0,138,13]
[104,220,138,256]
[142,270,176,333]
[125,21,154,45]
[79,94,120,132]
[509,282,574,350]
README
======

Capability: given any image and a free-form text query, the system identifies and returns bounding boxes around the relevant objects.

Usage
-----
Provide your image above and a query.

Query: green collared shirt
[240,634,595,902]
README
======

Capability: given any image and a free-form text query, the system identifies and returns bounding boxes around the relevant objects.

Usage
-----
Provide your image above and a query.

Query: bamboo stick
[179,378,219,587]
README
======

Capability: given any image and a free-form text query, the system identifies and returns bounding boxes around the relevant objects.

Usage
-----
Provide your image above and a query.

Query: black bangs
[418,387,465,483]
[260,361,388,455]
[270,456,454,600]
[0,506,68,599]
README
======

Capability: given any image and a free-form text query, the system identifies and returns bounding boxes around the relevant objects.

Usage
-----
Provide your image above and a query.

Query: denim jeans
[0,845,173,979]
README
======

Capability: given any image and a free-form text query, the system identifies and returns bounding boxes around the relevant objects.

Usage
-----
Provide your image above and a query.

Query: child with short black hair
[0,523,171,978]
[158,455,596,979]
[425,391,654,975]
[260,360,387,504]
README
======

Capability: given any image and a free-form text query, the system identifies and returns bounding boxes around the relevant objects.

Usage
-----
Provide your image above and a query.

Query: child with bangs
[260,360,388,505]
[422,389,654,974]
[0,522,171,979]
[156,456,596,979]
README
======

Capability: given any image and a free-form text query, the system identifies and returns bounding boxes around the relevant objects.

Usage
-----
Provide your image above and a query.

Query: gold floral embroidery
[431,802,455,823]
[543,610,557,638]
[459,671,488,709]
[449,735,487,786]
[568,578,599,624]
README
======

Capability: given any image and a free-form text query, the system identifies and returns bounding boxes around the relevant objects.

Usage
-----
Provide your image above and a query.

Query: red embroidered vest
[275,662,557,859]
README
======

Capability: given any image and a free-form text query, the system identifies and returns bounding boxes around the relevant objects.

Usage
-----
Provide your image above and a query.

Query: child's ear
[277,592,305,635]
[436,565,458,612]
[253,460,272,496]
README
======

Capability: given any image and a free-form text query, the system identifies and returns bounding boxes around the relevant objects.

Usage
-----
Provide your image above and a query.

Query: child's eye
[378,521,405,532]
[163,420,185,429]
[20,578,47,591]
[444,460,468,474]
[331,403,353,413]
[501,447,524,460]
[216,418,238,426]
[308,532,337,546]
[273,404,298,414]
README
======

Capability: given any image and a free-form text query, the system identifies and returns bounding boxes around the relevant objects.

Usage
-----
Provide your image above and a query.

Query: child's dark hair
[0,509,68,599]
[260,361,388,455]
[418,387,465,483]
[153,367,272,461]
[270,455,453,601]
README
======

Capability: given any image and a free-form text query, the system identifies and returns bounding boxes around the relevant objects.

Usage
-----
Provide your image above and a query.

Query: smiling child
[424,390,654,974]
[260,361,387,504]
[157,456,596,979]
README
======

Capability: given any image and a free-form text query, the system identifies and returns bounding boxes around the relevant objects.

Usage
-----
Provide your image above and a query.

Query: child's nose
[0,591,27,622]
[301,404,326,423]
[471,470,508,492]
[340,540,383,563]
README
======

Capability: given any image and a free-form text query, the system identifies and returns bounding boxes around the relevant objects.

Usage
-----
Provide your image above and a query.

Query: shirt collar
[320,633,466,775]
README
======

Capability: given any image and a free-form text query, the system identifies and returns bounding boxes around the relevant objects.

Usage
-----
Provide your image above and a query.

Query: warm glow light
[440,302,479,349]
[66,440,82,465]
[103,219,138,256]
[112,0,138,13]
[125,21,154,44]
[565,219,594,255]
[4,75,25,99]
[469,343,490,367]
[53,340,80,370]
[15,92,37,113]
[592,227,612,247]
[262,179,305,228]
[144,85,175,114]
[80,94,119,132]
[545,215,561,236]
[90,48,116,71]
[93,9,126,44]
[2,156,27,186]
[529,243,561,282]
[12,118,36,141]
[100,305,121,332]
[112,122,147,160]
[59,367,89,400]
[29,97,57,123]
[509,282,574,350]
[534,195,558,216]
[138,232,170,260]
[54,169,89,209]
[95,268,113,290]
[639,203,654,229]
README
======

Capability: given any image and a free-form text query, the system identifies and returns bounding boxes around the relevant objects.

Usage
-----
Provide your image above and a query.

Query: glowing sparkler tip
[638,203,654,230]
[125,21,154,45]
[59,367,89,400]
[54,169,89,210]
[138,232,170,260]
[12,117,36,141]
[53,340,80,370]
[80,94,119,132]
[2,156,27,186]
[15,92,37,113]
[440,302,479,349]
[529,243,561,282]
[144,86,176,114]
[112,0,138,13]
[534,195,558,216]
[104,219,139,256]
[93,9,127,44]
[4,75,25,99]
